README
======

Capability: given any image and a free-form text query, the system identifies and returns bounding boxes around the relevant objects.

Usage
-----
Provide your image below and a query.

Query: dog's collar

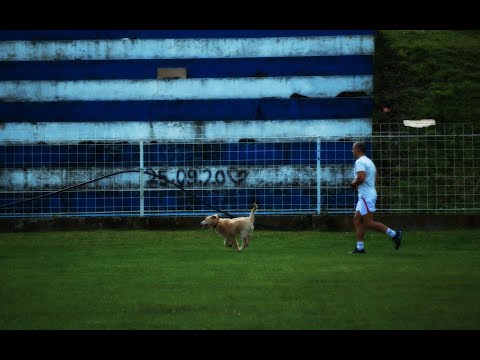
[213,218,219,229]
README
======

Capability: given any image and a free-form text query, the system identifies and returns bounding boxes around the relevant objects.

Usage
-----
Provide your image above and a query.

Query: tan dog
[200,203,258,252]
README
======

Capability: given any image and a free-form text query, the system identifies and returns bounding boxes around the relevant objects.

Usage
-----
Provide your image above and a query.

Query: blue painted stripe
[0,56,373,80]
[0,36,374,61]
[0,142,370,167]
[0,144,139,168]
[0,98,373,122]
[0,189,357,214]
[0,30,376,41]
[143,190,321,212]
[0,191,140,214]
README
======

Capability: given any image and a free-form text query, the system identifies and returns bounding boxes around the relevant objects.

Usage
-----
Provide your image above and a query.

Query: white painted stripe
[204,119,372,141]
[0,119,372,143]
[0,165,354,191]
[0,76,373,102]
[0,36,374,61]
[0,168,140,190]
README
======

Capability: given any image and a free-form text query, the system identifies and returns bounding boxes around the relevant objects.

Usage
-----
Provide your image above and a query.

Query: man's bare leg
[362,212,387,233]
[352,211,366,253]
[362,212,402,250]
[354,211,365,241]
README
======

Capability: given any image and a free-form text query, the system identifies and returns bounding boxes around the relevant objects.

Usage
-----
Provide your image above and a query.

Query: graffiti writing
[144,168,247,188]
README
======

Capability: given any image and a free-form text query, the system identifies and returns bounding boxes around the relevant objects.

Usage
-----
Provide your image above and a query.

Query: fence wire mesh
[1,123,478,217]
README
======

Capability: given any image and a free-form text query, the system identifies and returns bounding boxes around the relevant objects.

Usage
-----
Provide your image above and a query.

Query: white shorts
[355,197,377,216]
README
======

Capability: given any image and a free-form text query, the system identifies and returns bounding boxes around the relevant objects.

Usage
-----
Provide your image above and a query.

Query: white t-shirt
[354,155,377,199]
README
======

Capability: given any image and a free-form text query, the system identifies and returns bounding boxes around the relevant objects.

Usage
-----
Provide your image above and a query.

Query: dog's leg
[229,237,242,252]
[241,234,251,248]
[224,238,232,247]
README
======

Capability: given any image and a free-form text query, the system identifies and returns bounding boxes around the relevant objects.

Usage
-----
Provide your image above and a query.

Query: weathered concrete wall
[0,30,375,217]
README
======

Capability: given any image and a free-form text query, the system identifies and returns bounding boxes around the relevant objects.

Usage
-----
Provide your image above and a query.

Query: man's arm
[351,171,366,189]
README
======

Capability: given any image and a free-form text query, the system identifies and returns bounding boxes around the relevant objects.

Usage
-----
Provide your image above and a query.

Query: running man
[350,141,402,253]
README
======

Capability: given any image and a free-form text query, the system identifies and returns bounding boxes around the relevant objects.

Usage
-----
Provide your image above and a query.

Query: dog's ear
[213,214,219,219]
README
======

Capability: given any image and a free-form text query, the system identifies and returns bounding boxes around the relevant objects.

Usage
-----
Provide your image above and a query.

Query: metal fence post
[139,138,144,216]
[317,137,321,215]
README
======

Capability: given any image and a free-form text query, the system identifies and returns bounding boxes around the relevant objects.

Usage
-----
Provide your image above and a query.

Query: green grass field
[374,30,480,126]
[1,229,479,330]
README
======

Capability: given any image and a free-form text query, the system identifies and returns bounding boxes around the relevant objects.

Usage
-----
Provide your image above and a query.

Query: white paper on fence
[403,119,436,128]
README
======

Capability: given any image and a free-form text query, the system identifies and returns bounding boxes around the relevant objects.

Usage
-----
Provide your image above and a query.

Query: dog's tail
[249,202,258,223]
